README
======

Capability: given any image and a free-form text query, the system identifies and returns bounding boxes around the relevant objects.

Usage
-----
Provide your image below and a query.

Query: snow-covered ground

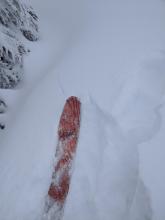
[0,0,165,219]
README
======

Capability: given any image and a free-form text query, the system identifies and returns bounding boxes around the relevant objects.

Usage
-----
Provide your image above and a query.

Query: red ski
[43,96,81,220]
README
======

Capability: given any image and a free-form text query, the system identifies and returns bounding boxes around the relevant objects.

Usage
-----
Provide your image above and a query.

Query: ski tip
[66,96,81,104]
[58,96,81,139]
[66,96,81,117]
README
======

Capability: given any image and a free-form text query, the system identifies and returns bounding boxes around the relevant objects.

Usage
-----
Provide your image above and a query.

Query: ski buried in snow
[43,96,81,220]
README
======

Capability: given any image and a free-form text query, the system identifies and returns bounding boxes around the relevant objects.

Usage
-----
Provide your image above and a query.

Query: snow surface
[0,0,165,219]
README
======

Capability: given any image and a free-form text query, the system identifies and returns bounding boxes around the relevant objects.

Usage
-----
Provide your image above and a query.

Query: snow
[0,0,165,219]
[63,100,139,220]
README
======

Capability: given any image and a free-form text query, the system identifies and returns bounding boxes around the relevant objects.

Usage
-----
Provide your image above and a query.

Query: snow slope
[0,0,165,219]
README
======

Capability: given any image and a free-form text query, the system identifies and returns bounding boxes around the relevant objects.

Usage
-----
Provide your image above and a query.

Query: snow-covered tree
[0,0,39,128]
[0,0,39,89]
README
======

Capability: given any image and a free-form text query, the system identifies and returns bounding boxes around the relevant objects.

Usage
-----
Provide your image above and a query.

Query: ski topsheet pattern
[43,96,81,220]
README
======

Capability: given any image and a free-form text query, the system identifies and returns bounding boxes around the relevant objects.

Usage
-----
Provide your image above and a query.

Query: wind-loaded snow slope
[0,0,165,220]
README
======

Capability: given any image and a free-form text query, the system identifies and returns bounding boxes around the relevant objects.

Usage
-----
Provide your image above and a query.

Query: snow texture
[0,0,165,220]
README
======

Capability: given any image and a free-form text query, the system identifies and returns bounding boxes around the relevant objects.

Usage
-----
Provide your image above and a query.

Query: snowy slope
[0,0,165,219]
